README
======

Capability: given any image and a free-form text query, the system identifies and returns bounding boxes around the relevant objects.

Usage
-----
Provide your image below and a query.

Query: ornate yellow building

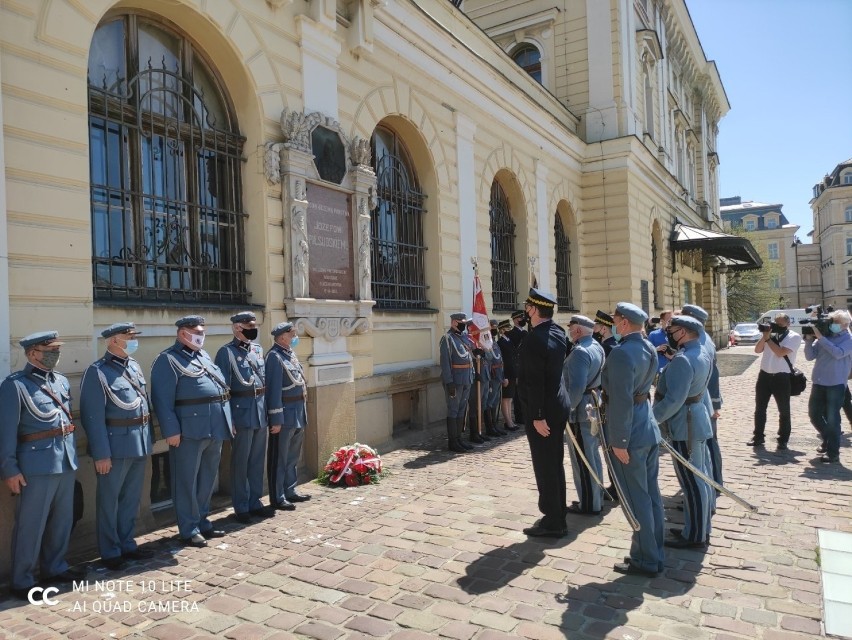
[0,0,758,577]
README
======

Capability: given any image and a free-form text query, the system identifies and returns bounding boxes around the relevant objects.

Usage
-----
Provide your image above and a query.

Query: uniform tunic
[601,332,664,574]
[654,339,713,543]
[265,343,307,503]
[0,364,78,589]
[216,339,267,515]
[151,343,232,539]
[439,329,474,419]
[562,335,605,513]
[517,319,571,529]
[486,343,505,410]
[80,353,153,561]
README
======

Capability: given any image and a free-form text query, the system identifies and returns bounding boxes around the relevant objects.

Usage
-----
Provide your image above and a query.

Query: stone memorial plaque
[307,182,355,299]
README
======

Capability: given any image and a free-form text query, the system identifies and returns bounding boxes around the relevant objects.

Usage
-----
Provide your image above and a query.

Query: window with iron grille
[87,16,248,303]
[554,214,574,310]
[370,126,428,310]
[490,181,517,312]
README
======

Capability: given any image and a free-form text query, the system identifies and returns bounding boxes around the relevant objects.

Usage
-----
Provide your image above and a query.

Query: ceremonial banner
[469,273,493,350]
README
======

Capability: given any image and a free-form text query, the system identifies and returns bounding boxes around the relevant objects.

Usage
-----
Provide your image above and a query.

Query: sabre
[563,419,608,494]
[587,393,641,532]
[659,438,758,513]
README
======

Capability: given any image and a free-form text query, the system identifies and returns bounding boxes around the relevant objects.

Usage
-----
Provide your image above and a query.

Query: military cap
[450,312,470,322]
[498,319,512,330]
[594,310,614,327]
[101,322,142,338]
[525,288,557,309]
[569,315,595,329]
[681,304,708,324]
[175,315,206,328]
[230,311,257,324]
[20,331,64,348]
[489,319,499,327]
[670,315,704,335]
[614,302,648,325]
[510,309,526,320]
[271,321,295,337]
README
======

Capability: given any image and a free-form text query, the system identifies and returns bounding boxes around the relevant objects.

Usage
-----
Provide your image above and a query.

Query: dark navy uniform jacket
[601,332,660,449]
[0,364,78,478]
[151,342,233,440]
[265,344,307,429]
[517,320,571,426]
[80,353,154,460]
[215,339,266,430]
[439,330,474,386]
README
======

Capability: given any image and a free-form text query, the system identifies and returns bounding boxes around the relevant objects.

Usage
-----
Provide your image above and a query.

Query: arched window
[555,214,574,310]
[87,16,247,302]
[490,180,517,311]
[651,234,659,308]
[511,44,542,84]
[370,125,428,309]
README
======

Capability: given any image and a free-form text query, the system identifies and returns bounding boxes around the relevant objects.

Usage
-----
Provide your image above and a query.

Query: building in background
[720,197,799,308]
[810,158,852,311]
[0,0,758,577]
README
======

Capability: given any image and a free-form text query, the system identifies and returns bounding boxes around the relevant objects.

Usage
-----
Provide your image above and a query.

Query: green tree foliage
[725,227,784,324]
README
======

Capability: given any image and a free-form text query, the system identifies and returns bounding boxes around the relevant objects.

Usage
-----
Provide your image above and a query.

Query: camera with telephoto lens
[800,305,834,336]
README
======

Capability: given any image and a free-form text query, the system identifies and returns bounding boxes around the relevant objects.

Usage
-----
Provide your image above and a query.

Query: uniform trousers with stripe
[670,439,712,543]
[567,421,603,512]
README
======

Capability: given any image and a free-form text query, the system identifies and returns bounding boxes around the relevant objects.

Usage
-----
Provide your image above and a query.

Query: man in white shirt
[751,313,803,450]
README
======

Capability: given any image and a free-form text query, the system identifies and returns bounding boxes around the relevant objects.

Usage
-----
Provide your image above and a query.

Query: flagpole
[472,258,483,440]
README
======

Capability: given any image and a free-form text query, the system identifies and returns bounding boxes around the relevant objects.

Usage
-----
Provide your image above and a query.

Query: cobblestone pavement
[1,346,850,640]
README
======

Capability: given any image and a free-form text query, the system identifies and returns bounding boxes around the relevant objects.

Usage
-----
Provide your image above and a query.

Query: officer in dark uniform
[80,322,153,570]
[265,322,311,508]
[594,310,618,356]
[653,315,713,549]
[517,289,571,537]
[602,303,665,576]
[0,331,83,599]
[215,312,275,524]
[151,316,233,548]
[563,315,605,515]
[497,319,520,431]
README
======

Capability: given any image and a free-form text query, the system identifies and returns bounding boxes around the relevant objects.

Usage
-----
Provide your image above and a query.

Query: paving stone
[223,623,272,640]
[195,614,239,634]
[344,615,396,636]
[395,610,449,632]
[293,621,344,640]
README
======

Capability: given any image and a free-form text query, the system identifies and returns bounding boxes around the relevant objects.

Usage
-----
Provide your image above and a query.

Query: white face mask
[185,331,205,349]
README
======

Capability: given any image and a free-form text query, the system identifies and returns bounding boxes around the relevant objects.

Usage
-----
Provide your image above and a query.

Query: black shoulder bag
[783,355,807,396]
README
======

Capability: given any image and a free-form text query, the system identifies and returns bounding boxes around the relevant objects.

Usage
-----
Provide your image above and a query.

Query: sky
[686,0,852,242]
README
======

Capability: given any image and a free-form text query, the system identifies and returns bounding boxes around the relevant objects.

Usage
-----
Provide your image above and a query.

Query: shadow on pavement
[456,508,606,595]
[402,431,524,469]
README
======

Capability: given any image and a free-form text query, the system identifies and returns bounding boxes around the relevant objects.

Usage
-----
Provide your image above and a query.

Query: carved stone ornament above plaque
[294,316,371,342]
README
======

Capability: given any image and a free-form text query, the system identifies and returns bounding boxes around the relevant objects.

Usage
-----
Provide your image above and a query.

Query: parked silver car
[730,322,761,345]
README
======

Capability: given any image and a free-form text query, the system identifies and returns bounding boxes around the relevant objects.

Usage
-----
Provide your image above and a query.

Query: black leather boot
[457,418,474,448]
[491,408,507,435]
[447,417,466,453]
[485,409,501,437]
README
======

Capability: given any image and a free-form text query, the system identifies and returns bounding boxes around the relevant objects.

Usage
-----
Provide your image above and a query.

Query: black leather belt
[106,415,149,426]
[175,393,230,406]
[283,394,307,403]
[231,387,265,398]
[633,392,650,404]
[685,393,704,404]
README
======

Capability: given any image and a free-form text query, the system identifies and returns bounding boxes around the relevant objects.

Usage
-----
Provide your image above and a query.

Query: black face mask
[770,322,787,334]
[241,328,258,341]
[593,332,603,343]
[666,331,680,351]
[516,319,527,328]
[490,330,498,337]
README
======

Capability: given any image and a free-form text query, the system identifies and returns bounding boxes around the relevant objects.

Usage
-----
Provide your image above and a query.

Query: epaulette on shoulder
[6,371,24,380]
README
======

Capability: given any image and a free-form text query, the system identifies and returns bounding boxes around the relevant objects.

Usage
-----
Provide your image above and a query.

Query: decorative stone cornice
[294,316,371,341]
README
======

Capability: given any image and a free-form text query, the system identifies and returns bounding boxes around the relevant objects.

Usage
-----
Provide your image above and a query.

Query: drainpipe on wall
[0,53,12,379]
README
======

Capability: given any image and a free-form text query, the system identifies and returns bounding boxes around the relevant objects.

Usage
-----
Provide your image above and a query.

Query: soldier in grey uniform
[265,322,311,509]
[563,315,606,515]
[439,313,474,452]
[151,316,233,548]
[0,331,83,600]
[485,320,507,435]
[602,303,665,577]
[653,315,713,548]
[80,322,153,570]
[215,312,275,524]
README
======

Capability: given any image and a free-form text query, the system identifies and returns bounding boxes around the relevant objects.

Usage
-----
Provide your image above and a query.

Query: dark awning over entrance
[670,224,763,272]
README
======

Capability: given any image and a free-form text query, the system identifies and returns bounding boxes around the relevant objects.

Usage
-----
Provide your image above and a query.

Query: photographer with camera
[648,311,675,372]
[751,313,802,450]
[803,309,852,464]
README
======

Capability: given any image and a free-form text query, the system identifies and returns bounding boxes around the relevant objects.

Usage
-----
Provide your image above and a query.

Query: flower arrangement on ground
[317,443,384,487]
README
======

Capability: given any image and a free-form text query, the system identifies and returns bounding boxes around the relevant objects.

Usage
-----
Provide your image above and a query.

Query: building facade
[720,197,799,308]
[0,0,756,577]
[810,158,852,311]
